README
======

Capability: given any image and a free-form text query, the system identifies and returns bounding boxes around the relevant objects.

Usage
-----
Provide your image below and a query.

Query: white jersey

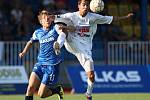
[60,12,113,58]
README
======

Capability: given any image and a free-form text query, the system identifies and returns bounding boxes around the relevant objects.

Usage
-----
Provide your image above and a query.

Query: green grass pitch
[0,93,150,100]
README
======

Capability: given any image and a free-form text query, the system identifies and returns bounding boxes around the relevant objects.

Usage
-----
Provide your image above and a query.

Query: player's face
[78,0,90,16]
[40,11,55,28]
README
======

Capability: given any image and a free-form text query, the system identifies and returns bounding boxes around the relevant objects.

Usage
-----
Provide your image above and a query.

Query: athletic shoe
[57,85,64,100]
[85,93,92,100]
[53,41,60,55]
[86,96,92,100]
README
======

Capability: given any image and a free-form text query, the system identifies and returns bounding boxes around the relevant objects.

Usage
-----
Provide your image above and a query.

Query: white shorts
[74,53,94,72]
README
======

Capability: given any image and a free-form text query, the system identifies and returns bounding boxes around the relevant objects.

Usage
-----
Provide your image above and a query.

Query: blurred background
[0,0,150,95]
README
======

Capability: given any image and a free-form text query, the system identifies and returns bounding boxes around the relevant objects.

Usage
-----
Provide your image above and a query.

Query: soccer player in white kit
[55,0,133,100]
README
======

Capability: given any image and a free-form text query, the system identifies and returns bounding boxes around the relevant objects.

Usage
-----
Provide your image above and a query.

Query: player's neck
[43,26,49,30]
[78,11,88,17]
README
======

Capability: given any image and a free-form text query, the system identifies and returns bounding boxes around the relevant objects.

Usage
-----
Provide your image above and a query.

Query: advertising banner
[0,66,28,94]
[67,65,150,93]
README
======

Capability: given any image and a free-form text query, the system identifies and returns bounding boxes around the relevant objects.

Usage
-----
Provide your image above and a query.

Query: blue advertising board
[0,84,27,94]
[67,65,150,93]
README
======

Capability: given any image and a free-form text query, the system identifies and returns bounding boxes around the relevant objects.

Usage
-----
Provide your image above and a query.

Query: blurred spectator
[15,16,33,41]
[144,33,150,41]
[0,3,4,40]
[43,0,55,6]
[131,3,141,25]
[42,0,55,10]
[101,25,129,41]
[23,0,42,12]
[129,33,139,41]
[1,23,14,41]
[10,3,23,24]
[23,5,34,23]
[69,0,78,11]
[54,0,69,14]
[0,0,143,42]
[0,0,13,41]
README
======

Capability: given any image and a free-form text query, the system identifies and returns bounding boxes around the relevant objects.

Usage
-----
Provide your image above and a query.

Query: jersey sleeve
[54,24,66,48]
[54,24,60,34]
[59,13,73,19]
[30,31,39,42]
[93,14,113,24]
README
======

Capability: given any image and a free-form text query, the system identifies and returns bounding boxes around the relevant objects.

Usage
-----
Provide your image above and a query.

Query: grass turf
[0,93,150,100]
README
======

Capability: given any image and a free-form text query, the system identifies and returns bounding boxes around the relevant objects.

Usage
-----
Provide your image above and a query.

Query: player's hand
[126,13,134,18]
[19,52,24,58]
[57,24,65,30]
[53,41,61,55]
[67,26,76,32]
[57,24,76,32]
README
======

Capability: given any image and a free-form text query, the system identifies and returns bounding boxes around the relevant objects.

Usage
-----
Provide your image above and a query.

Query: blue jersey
[31,25,61,65]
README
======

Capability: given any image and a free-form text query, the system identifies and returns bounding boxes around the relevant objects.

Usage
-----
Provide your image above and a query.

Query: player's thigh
[37,65,59,97]
[75,53,94,72]
[28,72,40,89]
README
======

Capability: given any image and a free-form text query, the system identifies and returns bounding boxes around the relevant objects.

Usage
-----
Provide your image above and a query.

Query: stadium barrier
[0,41,39,76]
[1,41,150,74]
[107,41,150,65]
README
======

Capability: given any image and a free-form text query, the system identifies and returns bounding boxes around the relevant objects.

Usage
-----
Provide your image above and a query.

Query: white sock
[86,78,94,97]
[57,32,66,48]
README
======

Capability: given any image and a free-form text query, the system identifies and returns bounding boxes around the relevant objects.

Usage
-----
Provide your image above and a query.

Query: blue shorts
[33,63,60,87]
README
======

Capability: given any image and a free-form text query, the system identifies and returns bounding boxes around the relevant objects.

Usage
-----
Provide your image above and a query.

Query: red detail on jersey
[79,27,90,33]
[78,26,90,37]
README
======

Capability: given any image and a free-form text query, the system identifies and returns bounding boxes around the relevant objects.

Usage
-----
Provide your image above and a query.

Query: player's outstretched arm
[54,17,76,32]
[19,41,33,58]
[113,13,133,21]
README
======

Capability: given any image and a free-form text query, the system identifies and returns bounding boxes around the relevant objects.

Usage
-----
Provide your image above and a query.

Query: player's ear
[52,15,55,20]
[38,15,43,24]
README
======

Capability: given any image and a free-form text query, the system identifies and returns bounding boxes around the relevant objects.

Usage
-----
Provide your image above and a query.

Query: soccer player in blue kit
[19,9,66,100]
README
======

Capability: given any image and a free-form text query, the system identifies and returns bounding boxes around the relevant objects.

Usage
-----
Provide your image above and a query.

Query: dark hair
[37,9,55,24]
[38,9,55,16]
[78,0,91,5]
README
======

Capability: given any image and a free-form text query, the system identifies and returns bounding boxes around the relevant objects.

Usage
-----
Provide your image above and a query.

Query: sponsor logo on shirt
[40,37,54,43]
[76,25,90,37]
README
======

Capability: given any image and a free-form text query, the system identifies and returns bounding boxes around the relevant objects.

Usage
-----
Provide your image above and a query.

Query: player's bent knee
[27,86,36,94]
[89,73,95,82]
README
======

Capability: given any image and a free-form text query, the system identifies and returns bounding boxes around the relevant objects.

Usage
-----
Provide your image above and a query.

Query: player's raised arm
[19,40,33,58]
[113,13,134,21]
[55,17,76,33]
[55,24,67,47]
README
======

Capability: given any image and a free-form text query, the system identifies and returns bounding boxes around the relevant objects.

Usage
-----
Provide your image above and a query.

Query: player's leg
[84,60,95,100]
[25,63,44,100]
[75,53,95,100]
[37,65,64,99]
[25,72,41,100]
[38,83,64,99]
[38,83,52,98]
[86,70,95,100]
